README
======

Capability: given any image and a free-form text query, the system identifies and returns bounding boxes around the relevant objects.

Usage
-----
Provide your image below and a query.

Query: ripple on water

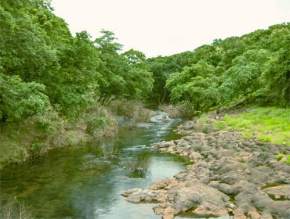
[0,111,186,219]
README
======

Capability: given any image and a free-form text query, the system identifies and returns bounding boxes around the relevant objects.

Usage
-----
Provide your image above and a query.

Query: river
[0,112,187,219]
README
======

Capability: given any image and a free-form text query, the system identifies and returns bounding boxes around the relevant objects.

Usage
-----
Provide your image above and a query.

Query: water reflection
[0,112,185,219]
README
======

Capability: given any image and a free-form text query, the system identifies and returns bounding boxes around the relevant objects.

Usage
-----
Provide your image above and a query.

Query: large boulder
[169,182,229,217]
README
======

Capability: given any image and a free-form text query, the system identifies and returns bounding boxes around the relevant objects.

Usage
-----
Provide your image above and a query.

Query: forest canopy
[148,24,290,114]
[0,0,153,122]
[1,0,290,124]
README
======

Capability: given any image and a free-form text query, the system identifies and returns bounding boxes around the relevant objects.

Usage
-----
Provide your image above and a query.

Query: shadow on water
[0,112,187,219]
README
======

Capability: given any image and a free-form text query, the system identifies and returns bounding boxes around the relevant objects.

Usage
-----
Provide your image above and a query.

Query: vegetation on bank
[147,22,290,165]
[196,107,290,164]
[214,107,290,164]
[0,0,154,168]
[149,23,290,115]
[0,100,152,169]
[1,0,290,168]
[1,198,32,219]
[214,107,290,145]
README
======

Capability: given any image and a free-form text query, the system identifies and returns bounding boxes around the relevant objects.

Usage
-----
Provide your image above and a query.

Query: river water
[0,112,187,219]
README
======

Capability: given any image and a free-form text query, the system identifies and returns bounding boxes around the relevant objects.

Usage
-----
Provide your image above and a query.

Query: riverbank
[0,110,185,219]
[0,100,153,170]
[123,107,290,219]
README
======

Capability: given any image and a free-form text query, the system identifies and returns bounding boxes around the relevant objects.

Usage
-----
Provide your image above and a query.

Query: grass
[214,107,290,146]
[211,106,290,165]
[0,198,33,219]
[276,153,290,165]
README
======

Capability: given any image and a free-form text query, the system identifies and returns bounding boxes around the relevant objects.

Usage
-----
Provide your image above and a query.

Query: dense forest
[0,0,155,166]
[150,24,290,112]
[1,0,290,167]
[0,0,153,122]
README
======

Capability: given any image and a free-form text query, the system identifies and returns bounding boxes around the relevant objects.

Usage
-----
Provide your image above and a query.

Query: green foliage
[0,0,154,167]
[94,31,153,100]
[147,51,196,104]
[121,49,153,99]
[0,0,154,120]
[167,60,219,112]
[2,0,290,167]
[0,74,50,122]
[276,154,290,165]
[49,31,101,117]
[152,23,290,114]
[214,107,290,146]
[108,99,153,122]
[84,105,118,141]
[220,49,270,103]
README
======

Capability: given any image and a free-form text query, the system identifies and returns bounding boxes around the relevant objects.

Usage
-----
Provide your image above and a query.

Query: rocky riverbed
[122,114,290,219]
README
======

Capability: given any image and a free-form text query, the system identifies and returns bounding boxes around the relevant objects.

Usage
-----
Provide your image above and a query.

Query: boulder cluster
[122,118,290,219]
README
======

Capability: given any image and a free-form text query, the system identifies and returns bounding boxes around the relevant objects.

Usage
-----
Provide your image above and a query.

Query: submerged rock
[128,167,146,178]
[150,112,171,123]
[122,188,163,203]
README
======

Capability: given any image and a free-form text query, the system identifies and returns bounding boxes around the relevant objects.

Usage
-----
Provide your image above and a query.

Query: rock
[122,116,290,219]
[150,179,177,190]
[122,188,160,203]
[154,141,175,149]
[234,209,247,219]
[209,181,239,196]
[126,194,143,203]
[170,182,229,214]
[249,166,275,185]
[261,211,273,219]
[153,206,164,215]
[188,151,202,161]
[266,200,290,218]
[122,188,142,197]
[162,207,175,219]
[193,202,229,217]
[263,185,290,200]
[251,189,290,218]
[248,208,261,219]
[219,170,243,185]
[180,121,195,130]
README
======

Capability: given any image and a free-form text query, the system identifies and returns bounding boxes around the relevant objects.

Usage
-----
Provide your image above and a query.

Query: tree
[0,74,50,122]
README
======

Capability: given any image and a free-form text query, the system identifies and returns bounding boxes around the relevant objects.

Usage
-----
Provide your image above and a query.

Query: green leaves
[162,23,290,114]
[2,0,290,123]
[166,61,218,112]
[220,49,270,103]
[0,74,50,122]
[94,31,154,100]
[0,0,155,121]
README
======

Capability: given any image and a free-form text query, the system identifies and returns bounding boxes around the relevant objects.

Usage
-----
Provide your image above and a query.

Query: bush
[108,99,153,122]
[177,101,200,118]
[0,74,50,122]
[84,105,118,142]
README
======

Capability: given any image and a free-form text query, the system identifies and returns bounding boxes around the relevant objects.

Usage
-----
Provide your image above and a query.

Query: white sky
[51,0,290,57]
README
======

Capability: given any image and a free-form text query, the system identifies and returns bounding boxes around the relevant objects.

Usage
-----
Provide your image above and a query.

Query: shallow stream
[0,112,187,219]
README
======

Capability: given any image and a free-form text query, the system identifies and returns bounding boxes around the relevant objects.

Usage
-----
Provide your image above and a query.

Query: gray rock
[264,185,290,200]
[123,117,290,219]
[170,182,229,215]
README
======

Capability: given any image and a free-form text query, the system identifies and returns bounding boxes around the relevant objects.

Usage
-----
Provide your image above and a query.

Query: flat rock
[122,188,161,203]
[170,182,229,215]
[263,185,290,200]
[122,117,290,218]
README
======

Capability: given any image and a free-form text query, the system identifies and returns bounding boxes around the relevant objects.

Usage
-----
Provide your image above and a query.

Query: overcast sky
[51,0,290,57]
